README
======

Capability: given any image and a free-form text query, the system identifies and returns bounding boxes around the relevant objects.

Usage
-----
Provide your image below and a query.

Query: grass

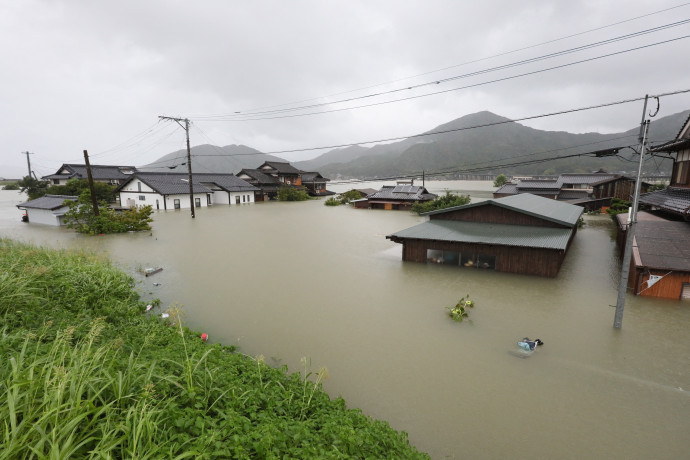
[0,239,429,458]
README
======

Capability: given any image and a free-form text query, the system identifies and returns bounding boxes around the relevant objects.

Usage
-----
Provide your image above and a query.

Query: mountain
[294,110,690,178]
[139,144,286,174]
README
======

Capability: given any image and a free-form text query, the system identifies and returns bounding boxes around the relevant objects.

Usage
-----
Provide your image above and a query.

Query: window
[195,197,201,207]
[242,194,246,203]
[427,249,460,266]
[207,194,211,205]
[137,182,142,192]
[139,195,145,201]
[174,199,180,209]
[236,196,240,204]
[53,179,60,185]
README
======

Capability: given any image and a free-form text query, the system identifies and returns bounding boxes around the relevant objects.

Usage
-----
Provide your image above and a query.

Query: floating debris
[201,333,208,342]
[153,282,161,286]
[145,304,153,312]
[161,313,169,319]
[144,267,163,277]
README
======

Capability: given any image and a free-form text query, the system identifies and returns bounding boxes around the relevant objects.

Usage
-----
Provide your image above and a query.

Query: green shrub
[493,174,509,187]
[277,187,311,201]
[63,193,153,234]
[411,191,470,215]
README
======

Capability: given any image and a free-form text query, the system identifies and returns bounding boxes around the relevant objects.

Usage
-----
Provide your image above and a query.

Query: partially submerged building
[386,193,583,277]
[354,184,437,210]
[117,172,258,210]
[42,164,136,186]
[16,195,78,226]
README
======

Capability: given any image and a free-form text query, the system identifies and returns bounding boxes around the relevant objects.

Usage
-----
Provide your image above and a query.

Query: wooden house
[16,195,78,226]
[117,172,257,210]
[300,172,334,196]
[386,193,583,277]
[639,113,690,220]
[236,169,283,201]
[42,164,137,186]
[354,184,437,210]
[257,161,302,186]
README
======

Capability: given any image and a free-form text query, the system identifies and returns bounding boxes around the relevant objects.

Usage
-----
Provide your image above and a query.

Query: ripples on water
[1,183,688,459]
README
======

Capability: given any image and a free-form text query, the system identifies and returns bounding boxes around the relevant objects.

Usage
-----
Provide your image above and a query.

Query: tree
[17,176,49,200]
[277,187,311,201]
[63,192,153,234]
[493,174,509,187]
[411,191,471,214]
[46,178,116,202]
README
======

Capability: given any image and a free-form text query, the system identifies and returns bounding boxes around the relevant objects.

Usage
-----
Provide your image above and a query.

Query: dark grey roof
[557,189,591,200]
[494,183,518,194]
[237,169,281,185]
[634,221,690,271]
[16,195,78,210]
[191,173,259,192]
[556,173,616,187]
[353,188,378,196]
[424,193,583,227]
[388,220,573,250]
[516,180,559,191]
[368,185,437,201]
[118,172,256,195]
[259,161,301,175]
[300,171,330,182]
[43,164,136,181]
[638,187,690,219]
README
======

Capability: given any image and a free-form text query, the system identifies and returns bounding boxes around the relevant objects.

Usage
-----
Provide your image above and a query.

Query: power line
[194,22,690,122]
[191,2,690,119]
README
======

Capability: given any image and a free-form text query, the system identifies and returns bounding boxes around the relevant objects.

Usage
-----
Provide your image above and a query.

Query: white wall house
[117,173,258,211]
[16,195,78,226]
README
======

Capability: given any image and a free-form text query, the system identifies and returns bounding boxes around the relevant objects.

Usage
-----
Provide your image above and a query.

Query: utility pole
[83,150,100,217]
[21,151,33,178]
[613,95,651,329]
[159,116,195,218]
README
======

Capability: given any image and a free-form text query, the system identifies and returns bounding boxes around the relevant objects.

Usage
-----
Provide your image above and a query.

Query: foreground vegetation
[0,239,427,458]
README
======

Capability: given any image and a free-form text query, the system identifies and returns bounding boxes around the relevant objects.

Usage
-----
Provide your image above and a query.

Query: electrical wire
[191,2,690,119]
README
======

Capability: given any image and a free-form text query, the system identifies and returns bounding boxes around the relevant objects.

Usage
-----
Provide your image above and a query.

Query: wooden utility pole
[83,150,100,216]
[613,96,650,328]
[21,151,33,178]
[159,116,195,218]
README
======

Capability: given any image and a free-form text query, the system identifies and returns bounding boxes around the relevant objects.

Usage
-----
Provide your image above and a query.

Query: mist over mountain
[293,110,689,178]
[142,110,689,179]
[139,144,285,174]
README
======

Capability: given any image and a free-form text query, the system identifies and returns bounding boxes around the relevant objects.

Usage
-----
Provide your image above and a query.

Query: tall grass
[0,239,428,458]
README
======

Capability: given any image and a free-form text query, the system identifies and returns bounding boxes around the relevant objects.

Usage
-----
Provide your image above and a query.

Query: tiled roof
[556,174,616,187]
[516,180,559,190]
[388,220,574,250]
[261,161,301,175]
[634,220,690,271]
[368,185,437,201]
[16,195,78,210]
[638,187,690,219]
[43,164,136,181]
[494,183,518,194]
[300,171,330,182]
[424,193,583,227]
[237,169,281,185]
[119,172,256,195]
[557,189,591,200]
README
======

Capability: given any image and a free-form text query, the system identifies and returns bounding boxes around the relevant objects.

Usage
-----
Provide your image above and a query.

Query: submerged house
[354,184,437,210]
[117,172,258,210]
[299,172,334,196]
[386,193,583,277]
[236,169,283,201]
[16,195,78,226]
[42,164,137,186]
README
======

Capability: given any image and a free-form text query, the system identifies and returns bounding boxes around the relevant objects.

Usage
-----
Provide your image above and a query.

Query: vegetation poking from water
[446,295,475,322]
[324,190,362,206]
[16,176,49,200]
[411,191,471,215]
[605,198,632,221]
[63,193,154,234]
[0,239,428,458]
[47,178,117,202]
[2,182,19,190]
[277,186,311,201]
[493,174,509,187]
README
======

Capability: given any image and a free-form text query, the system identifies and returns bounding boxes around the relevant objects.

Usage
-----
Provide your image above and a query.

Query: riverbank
[0,238,428,458]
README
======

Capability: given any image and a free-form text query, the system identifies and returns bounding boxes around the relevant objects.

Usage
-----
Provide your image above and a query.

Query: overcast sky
[2,0,690,178]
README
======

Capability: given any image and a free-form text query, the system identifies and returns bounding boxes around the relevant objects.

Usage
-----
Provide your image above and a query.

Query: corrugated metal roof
[424,193,582,227]
[635,221,690,271]
[388,220,573,250]
[16,195,78,210]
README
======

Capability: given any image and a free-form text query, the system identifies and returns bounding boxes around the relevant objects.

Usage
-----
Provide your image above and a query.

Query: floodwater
[1,183,689,459]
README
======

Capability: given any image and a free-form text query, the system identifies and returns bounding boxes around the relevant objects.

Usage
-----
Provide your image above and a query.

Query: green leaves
[445,294,475,322]
[411,191,471,215]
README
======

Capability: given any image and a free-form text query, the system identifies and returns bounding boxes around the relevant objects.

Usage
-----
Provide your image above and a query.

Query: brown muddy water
[1,183,689,459]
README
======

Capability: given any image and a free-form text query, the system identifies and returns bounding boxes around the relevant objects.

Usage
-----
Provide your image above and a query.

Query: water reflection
[1,184,688,459]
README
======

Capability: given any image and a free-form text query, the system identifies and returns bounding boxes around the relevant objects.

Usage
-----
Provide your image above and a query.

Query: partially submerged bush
[445,294,475,322]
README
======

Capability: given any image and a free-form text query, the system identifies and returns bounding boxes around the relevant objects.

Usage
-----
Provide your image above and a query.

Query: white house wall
[26,208,65,226]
